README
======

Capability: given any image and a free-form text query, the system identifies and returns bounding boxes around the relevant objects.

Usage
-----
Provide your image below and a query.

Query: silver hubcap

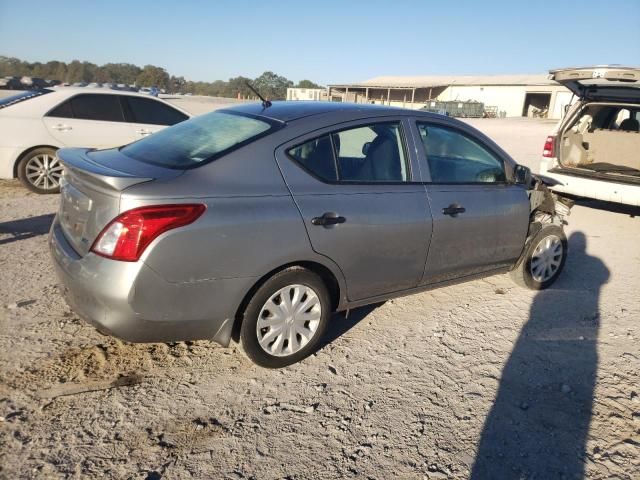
[530,234,563,282]
[25,153,63,190]
[256,284,322,357]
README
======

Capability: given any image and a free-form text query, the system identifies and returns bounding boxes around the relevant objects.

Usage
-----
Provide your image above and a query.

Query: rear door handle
[311,212,346,227]
[442,204,466,216]
[52,124,72,131]
[136,128,152,136]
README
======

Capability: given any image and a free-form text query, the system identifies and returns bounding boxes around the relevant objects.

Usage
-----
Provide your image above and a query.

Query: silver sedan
[50,102,570,367]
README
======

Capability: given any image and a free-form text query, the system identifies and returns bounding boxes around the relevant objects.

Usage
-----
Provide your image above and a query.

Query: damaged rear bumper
[48,217,249,346]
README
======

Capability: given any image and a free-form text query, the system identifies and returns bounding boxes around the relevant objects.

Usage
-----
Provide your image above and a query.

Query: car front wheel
[510,224,568,290]
[17,147,62,194]
[240,267,331,368]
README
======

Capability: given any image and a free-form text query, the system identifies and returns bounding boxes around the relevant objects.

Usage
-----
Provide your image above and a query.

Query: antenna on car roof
[245,82,272,109]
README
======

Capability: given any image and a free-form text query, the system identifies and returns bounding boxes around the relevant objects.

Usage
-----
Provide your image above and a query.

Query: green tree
[0,55,322,99]
[136,65,170,89]
[252,71,293,100]
[296,79,323,89]
[66,60,96,83]
[53,62,67,83]
[226,76,254,98]
[169,75,186,93]
[0,56,29,77]
[101,63,142,84]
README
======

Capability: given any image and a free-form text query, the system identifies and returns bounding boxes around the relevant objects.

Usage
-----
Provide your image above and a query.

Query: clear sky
[1,0,638,85]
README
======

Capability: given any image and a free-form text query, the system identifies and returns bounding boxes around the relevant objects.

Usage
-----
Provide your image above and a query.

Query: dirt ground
[0,115,639,480]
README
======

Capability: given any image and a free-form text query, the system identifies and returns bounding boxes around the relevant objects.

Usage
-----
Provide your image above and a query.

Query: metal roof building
[327,74,572,119]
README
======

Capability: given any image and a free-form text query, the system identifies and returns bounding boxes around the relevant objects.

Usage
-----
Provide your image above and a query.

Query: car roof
[0,87,191,118]
[223,101,416,122]
[52,86,158,98]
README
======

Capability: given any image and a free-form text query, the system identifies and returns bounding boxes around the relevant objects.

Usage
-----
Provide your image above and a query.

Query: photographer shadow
[471,231,609,479]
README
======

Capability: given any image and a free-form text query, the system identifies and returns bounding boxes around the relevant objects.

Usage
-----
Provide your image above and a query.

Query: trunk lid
[57,147,183,256]
[550,66,640,102]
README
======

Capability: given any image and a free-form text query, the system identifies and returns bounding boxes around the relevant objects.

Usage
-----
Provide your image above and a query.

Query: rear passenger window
[69,94,124,122]
[287,122,409,183]
[417,123,505,183]
[124,96,188,126]
[333,123,408,182]
[288,136,338,181]
[47,99,74,118]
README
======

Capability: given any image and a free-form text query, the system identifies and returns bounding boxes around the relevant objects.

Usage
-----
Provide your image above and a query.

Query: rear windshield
[121,110,279,169]
[0,89,53,109]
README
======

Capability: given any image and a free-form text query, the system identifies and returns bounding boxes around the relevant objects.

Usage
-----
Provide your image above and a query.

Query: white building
[287,87,327,102]
[328,75,573,119]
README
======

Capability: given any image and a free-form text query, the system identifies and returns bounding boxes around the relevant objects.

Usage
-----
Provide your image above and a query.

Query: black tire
[17,147,61,194]
[510,224,567,290]
[240,267,331,368]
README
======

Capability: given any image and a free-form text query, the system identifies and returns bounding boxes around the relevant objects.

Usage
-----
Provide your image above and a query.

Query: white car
[0,87,190,193]
[540,66,640,206]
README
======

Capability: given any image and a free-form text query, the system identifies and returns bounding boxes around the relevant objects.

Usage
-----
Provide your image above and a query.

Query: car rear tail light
[542,136,556,158]
[91,204,206,261]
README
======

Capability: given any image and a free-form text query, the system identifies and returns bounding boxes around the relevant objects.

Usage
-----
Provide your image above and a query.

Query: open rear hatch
[57,147,183,256]
[550,66,640,102]
[549,66,640,183]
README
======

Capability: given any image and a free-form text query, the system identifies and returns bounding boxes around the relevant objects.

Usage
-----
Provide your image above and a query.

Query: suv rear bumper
[49,217,249,345]
[541,158,640,206]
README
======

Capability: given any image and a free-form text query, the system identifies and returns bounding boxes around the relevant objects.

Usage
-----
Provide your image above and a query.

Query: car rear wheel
[17,147,62,194]
[240,267,330,368]
[510,224,567,290]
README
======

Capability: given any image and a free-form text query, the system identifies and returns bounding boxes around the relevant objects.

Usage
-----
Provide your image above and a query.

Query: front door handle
[52,124,72,131]
[442,204,466,216]
[311,212,346,227]
[136,128,152,136]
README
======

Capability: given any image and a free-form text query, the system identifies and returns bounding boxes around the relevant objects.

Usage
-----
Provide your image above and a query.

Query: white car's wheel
[17,147,62,194]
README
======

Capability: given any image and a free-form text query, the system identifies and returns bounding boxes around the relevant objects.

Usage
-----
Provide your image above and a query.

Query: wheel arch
[13,145,59,178]
[231,260,342,343]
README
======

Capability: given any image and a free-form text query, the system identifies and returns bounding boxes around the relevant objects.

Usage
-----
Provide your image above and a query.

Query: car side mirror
[514,164,532,185]
[362,142,371,156]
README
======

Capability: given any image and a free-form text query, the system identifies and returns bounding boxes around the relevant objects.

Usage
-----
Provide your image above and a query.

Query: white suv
[540,66,640,206]
[0,87,190,193]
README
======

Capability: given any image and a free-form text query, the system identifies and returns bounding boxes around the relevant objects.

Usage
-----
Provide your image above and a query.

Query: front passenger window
[417,123,505,183]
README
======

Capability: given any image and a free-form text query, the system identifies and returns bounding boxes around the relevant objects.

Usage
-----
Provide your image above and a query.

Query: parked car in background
[540,66,640,206]
[50,102,571,368]
[0,76,23,90]
[140,87,159,96]
[0,87,190,193]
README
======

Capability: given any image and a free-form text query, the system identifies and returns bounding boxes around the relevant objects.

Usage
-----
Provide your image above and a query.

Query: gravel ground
[0,116,639,479]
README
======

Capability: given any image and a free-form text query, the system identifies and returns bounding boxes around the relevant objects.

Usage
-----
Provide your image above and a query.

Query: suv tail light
[91,204,206,261]
[542,136,556,158]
